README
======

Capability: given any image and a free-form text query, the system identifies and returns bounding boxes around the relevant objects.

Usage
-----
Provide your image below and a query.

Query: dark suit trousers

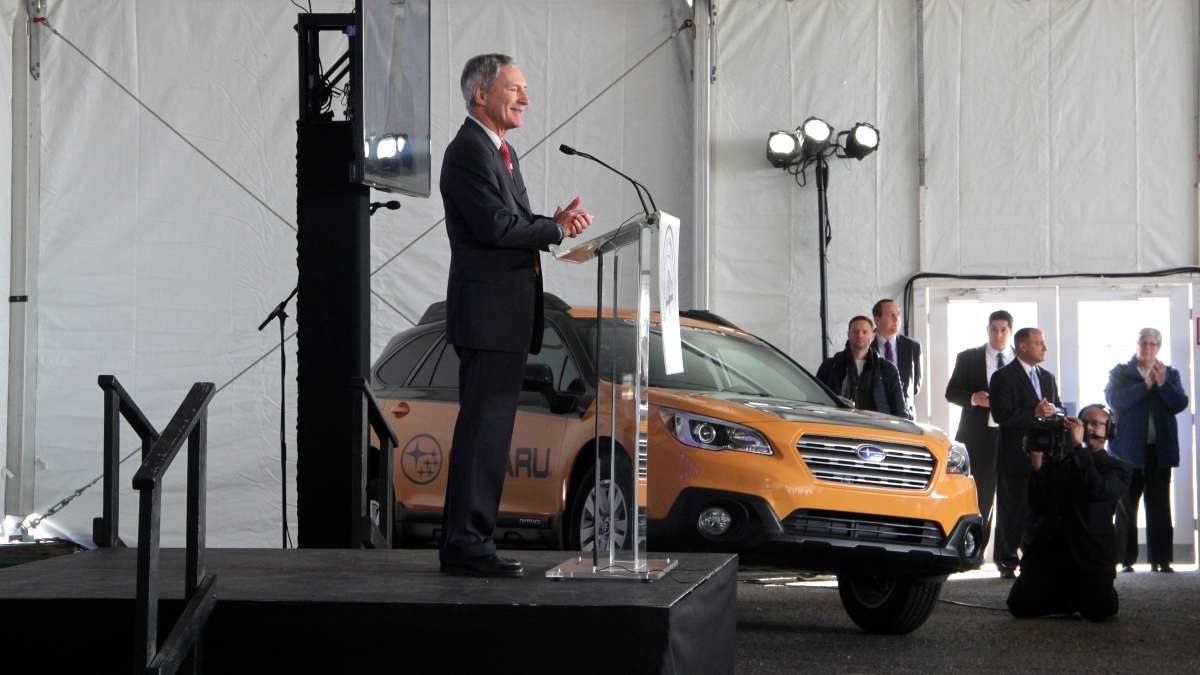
[1117,452,1174,566]
[993,444,1031,570]
[1008,565,1118,622]
[966,427,999,533]
[439,347,527,563]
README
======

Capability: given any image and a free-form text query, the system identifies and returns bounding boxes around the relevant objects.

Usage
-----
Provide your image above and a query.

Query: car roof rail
[679,309,740,330]
[418,292,571,325]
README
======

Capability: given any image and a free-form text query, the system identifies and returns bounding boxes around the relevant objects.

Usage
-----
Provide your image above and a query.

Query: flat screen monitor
[357,0,431,197]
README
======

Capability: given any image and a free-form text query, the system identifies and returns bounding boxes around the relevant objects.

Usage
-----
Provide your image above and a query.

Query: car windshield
[572,317,835,405]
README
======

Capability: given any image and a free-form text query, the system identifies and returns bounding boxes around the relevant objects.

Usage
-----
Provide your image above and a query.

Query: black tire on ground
[836,573,943,634]
[567,451,633,553]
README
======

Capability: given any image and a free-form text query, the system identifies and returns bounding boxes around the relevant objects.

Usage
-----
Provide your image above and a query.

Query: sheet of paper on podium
[656,213,683,374]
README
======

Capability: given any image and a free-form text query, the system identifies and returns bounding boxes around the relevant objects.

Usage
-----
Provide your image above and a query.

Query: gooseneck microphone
[558,144,657,218]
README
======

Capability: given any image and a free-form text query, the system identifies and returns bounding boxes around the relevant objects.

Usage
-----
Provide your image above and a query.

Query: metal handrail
[94,375,161,548]
[132,381,218,675]
[351,377,397,549]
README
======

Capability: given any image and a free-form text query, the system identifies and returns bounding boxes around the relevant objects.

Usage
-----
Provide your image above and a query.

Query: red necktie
[499,140,538,273]
[498,140,514,177]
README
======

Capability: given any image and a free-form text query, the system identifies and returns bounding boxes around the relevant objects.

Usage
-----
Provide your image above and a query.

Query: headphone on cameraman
[1077,403,1117,440]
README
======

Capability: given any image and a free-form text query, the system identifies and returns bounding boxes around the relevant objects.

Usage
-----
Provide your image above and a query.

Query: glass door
[1060,283,1194,564]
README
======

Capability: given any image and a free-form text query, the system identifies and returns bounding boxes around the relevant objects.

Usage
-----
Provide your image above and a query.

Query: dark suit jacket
[816,345,910,419]
[989,359,1062,467]
[874,334,922,400]
[945,345,991,447]
[1105,358,1189,468]
[440,119,562,354]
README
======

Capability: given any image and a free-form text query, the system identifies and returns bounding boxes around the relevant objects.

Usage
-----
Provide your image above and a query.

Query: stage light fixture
[766,130,801,167]
[798,116,833,156]
[842,123,879,160]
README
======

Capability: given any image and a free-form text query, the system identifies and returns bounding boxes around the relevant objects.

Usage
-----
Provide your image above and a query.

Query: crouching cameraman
[1007,404,1132,622]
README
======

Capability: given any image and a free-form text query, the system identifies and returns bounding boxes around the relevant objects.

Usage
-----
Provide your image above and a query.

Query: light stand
[815,158,831,361]
[766,120,878,362]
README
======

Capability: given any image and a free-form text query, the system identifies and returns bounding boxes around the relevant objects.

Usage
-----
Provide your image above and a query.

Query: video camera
[1023,413,1074,460]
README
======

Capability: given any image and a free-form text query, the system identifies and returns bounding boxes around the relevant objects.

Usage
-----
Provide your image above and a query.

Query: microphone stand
[559,145,657,218]
[258,286,298,549]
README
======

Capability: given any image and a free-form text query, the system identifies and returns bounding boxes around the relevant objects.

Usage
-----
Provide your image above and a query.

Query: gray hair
[1138,327,1162,345]
[460,53,514,111]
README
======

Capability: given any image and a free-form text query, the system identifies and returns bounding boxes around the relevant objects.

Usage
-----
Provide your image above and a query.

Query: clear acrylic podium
[545,211,680,582]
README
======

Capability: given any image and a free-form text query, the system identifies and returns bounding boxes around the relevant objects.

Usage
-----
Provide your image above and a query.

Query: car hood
[651,389,928,436]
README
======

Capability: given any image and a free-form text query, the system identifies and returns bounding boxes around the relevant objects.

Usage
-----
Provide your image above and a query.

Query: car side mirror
[522,363,555,392]
[523,363,580,415]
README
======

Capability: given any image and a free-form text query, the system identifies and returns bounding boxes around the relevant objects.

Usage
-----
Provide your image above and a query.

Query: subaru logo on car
[855,445,886,462]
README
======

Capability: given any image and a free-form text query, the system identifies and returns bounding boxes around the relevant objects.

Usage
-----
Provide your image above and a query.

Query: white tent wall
[0,3,17,509]
[711,0,1198,369]
[8,0,692,548]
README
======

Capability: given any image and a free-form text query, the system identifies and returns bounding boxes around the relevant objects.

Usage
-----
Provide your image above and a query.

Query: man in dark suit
[1105,327,1188,573]
[989,326,1061,578]
[439,53,592,578]
[1007,404,1132,622]
[817,316,910,419]
[944,310,1014,540]
[872,299,922,415]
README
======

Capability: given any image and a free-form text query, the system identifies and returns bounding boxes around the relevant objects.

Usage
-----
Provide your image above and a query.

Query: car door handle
[392,402,410,418]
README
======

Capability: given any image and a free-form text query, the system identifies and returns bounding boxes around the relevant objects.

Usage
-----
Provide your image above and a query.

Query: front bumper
[648,487,985,578]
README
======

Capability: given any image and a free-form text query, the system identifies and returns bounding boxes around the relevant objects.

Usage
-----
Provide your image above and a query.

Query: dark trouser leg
[439,347,527,563]
[1007,565,1070,618]
[994,446,1030,570]
[1143,465,1174,565]
[1118,469,1146,567]
[966,428,999,539]
[1076,570,1119,622]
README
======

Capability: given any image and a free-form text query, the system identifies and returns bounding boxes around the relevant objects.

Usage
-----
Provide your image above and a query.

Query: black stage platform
[0,548,736,674]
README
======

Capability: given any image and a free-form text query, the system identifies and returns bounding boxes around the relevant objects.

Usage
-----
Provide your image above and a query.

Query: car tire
[835,573,943,634]
[567,451,633,554]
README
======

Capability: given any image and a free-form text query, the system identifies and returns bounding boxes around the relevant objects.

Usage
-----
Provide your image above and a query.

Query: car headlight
[946,441,970,475]
[659,408,774,456]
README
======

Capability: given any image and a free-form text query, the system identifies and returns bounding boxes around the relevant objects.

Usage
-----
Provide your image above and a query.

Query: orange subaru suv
[371,294,983,633]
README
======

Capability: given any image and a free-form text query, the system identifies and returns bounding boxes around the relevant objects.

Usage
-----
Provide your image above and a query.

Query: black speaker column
[294,13,369,547]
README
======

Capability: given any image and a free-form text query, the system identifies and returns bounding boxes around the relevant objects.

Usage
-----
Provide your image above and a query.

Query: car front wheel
[568,453,632,554]
[836,573,943,634]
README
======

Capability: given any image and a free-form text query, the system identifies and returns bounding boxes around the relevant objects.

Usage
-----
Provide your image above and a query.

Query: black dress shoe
[1120,564,1135,573]
[1152,563,1174,573]
[440,554,524,578]
[999,567,1017,580]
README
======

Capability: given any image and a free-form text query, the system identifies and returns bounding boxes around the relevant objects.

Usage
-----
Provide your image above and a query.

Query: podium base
[545,555,678,582]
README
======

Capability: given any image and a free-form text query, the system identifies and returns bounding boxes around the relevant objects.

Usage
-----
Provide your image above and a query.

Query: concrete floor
[735,564,1200,674]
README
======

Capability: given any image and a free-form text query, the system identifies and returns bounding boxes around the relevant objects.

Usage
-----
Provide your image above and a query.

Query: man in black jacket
[945,310,1014,539]
[1008,404,1132,621]
[989,326,1061,578]
[438,53,592,578]
[817,316,910,419]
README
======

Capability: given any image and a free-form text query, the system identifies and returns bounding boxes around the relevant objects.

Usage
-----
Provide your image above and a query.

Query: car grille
[795,435,935,490]
[782,510,944,547]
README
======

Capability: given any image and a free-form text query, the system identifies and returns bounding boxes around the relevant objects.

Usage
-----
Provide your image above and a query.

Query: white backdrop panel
[714,0,918,367]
